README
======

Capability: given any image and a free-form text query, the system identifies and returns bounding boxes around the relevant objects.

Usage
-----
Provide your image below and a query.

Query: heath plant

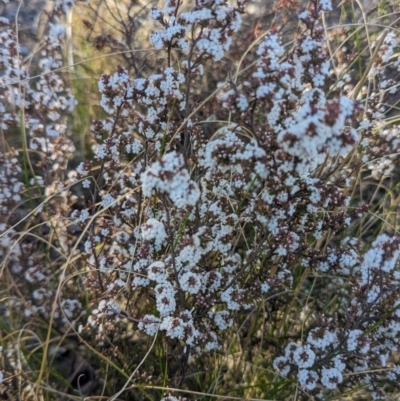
[1,0,400,400]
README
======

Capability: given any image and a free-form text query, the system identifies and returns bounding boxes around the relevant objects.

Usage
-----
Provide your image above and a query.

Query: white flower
[138,314,160,336]
[155,282,176,316]
[307,328,337,349]
[205,331,220,351]
[214,310,233,330]
[347,329,363,352]
[321,367,343,389]
[60,299,82,319]
[221,287,241,310]
[298,369,318,390]
[273,356,291,377]
[148,261,168,283]
[180,272,202,294]
[293,345,316,369]
[261,282,270,293]
[101,193,115,208]
[141,152,200,208]
[160,316,185,339]
[141,218,167,251]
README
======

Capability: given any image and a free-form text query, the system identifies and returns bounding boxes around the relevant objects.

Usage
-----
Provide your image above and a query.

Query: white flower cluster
[141,151,200,208]
[150,0,242,61]
[273,231,400,393]
[155,281,176,317]
[60,299,82,322]
[0,3,78,332]
[279,90,358,173]
[347,329,369,354]
[1,4,77,180]
[150,0,188,51]
[378,32,397,64]
[274,339,344,391]
[0,152,24,215]
[160,310,199,345]
[201,127,266,177]
[141,219,167,252]
[95,66,186,168]
[359,234,400,284]
[220,10,360,176]
[3,0,395,398]
[147,261,168,283]
[138,314,160,336]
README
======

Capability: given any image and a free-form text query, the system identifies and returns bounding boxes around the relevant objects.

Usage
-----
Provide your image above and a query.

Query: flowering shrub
[1,0,400,399]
